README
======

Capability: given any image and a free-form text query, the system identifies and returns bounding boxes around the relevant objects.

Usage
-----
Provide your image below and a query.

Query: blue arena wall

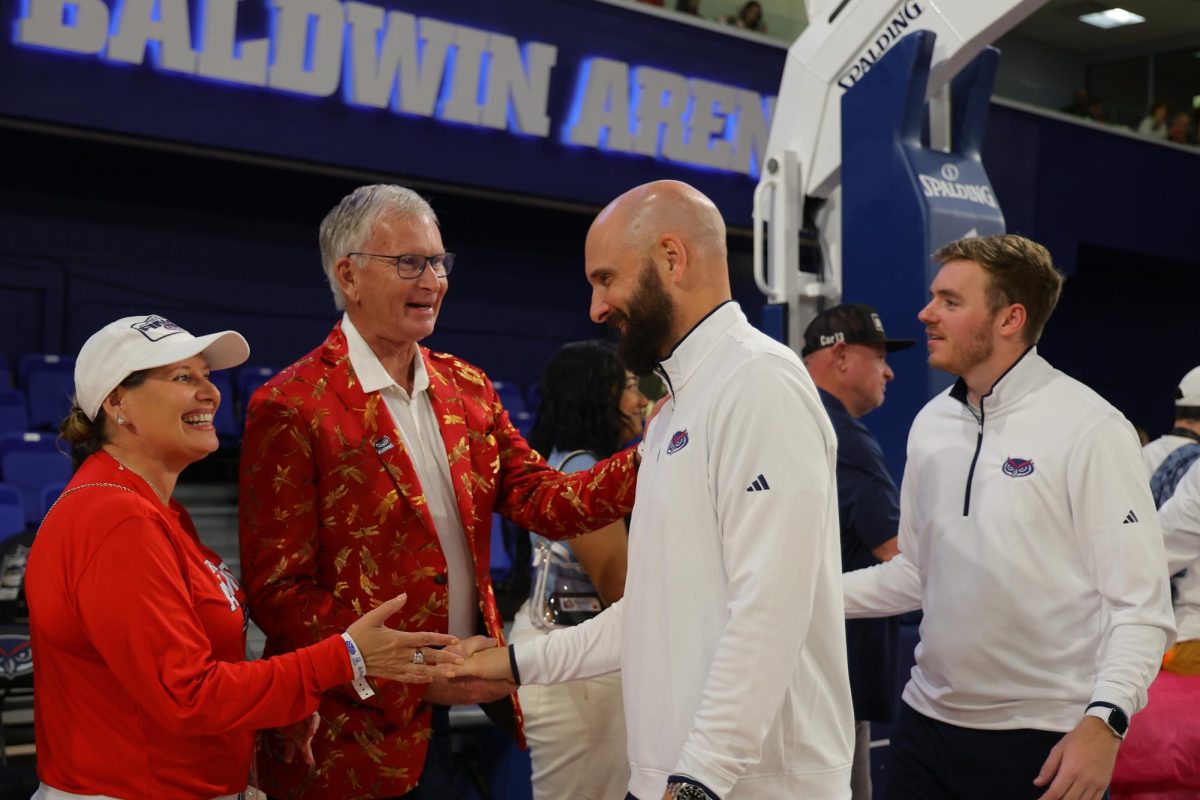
[0,6,1197,453]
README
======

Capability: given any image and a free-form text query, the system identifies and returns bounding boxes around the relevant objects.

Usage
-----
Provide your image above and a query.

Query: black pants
[381,707,455,800]
[888,702,1108,800]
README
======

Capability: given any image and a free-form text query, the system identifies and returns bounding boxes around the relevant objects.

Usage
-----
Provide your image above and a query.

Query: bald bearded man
[457,181,855,800]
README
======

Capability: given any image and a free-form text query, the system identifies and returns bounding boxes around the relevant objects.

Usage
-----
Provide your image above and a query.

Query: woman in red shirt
[26,315,466,800]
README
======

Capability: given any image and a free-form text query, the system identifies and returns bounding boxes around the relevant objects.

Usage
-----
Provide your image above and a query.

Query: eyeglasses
[348,252,456,279]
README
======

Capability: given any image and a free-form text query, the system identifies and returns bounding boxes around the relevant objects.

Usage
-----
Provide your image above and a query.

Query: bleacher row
[0,353,540,544]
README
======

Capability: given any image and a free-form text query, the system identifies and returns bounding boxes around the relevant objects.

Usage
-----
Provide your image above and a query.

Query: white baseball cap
[75,314,250,421]
[1178,366,1200,408]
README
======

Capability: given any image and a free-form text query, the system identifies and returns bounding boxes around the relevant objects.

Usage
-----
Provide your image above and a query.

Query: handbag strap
[42,482,134,521]
[554,449,595,472]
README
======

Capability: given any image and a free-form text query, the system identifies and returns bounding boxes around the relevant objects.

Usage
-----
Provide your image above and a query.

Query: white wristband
[341,632,375,700]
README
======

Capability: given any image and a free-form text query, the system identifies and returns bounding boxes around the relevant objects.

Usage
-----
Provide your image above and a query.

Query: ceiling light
[1079,8,1146,28]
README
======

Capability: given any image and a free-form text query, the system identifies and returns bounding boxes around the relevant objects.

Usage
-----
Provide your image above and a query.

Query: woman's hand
[346,594,465,683]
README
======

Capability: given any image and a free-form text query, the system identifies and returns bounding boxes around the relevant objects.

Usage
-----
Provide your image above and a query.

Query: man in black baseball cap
[802,303,912,800]
[801,303,915,360]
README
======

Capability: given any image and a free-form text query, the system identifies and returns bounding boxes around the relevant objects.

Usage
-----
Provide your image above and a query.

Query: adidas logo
[746,474,771,492]
[1122,510,1139,524]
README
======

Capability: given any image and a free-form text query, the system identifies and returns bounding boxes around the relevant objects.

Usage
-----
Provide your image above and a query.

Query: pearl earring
[116,417,126,426]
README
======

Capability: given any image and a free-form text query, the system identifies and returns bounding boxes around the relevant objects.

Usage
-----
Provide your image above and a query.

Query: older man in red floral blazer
[239,185,637,800]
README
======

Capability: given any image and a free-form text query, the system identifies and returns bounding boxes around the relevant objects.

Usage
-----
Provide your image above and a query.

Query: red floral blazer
[239,323,637,799]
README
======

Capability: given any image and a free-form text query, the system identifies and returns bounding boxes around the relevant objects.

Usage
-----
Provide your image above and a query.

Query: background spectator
[1138,101,1169,139]
[721,0,767,32]
[1168,111,1192,144]
[675,0,701,15]
[509,340,647,800]
[1064,88,1090,117]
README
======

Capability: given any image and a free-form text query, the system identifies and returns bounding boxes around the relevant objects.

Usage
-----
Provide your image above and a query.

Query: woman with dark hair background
[722,0,767,32]
[511,340,648,800]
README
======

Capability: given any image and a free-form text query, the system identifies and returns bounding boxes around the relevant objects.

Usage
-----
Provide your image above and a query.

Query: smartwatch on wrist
[1084,701,1128,739]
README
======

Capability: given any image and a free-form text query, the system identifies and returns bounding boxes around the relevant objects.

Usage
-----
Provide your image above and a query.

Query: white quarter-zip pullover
[515,302,854,799]
[844,349,1175,731]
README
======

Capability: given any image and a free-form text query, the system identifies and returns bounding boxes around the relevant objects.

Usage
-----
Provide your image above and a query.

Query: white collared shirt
[341,314,477,638]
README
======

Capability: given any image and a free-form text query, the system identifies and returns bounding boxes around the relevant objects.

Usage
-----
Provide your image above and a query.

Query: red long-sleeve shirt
[26,451,353,799]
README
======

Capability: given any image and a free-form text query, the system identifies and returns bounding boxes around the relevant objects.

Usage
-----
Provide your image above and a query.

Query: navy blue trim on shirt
[659,300,734,365]
[653,299,735,401]
[950,345,1035,515]
[507,644,521,686]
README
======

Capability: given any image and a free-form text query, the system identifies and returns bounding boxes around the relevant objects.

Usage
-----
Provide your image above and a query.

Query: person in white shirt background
[1157,461,1200,676]
[843,234,1175,800]
[1142,365,1200,478]
[456,179,855,800]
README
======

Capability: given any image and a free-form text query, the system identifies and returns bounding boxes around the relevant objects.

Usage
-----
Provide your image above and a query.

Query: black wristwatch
[1084,701,1128,739]
[666,778,716,800]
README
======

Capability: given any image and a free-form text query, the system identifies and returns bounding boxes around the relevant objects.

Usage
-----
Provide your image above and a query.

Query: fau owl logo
[1002,457,1035,478]
[0,634,32,679]
[666,429,689,455]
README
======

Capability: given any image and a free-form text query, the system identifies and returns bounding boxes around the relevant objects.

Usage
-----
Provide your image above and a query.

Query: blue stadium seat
[209,371,239,441]
[0,391,27,438]
[0,433,59,466]
[525,383,540,415]
[0,485,24,544]
[0,434,71,525]
[492,381,526,416]
[20,354,76,431]
[0,354,11,389]
[512,411,534,439]
[237,365,277,416]
[39,482,68,522]
[489,514,512,583]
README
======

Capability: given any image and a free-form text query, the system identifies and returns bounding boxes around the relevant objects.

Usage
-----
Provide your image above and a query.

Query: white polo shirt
[342,315,477,638]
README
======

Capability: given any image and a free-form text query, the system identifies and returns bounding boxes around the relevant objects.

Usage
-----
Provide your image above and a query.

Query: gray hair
[319,184,438,310]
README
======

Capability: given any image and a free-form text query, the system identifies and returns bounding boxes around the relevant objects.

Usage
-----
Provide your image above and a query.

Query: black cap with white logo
[801,303,915,358]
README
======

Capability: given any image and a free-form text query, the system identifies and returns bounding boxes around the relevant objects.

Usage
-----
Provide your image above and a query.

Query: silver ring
[412,649,426,666]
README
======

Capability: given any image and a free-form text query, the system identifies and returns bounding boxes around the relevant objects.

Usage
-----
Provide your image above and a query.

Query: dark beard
[611,261,676,375]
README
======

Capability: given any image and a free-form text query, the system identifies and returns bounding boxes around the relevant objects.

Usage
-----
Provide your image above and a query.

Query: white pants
[511,600,629,800]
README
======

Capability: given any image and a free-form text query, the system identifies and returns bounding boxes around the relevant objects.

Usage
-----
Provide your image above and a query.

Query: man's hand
[1033,716,1121,800]
[423,675,516,705]
[423,643,516,705]
[274,712,320,766]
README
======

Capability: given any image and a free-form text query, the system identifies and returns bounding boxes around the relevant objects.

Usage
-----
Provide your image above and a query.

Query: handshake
[268,594,520,768]
[342,593,519,706]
